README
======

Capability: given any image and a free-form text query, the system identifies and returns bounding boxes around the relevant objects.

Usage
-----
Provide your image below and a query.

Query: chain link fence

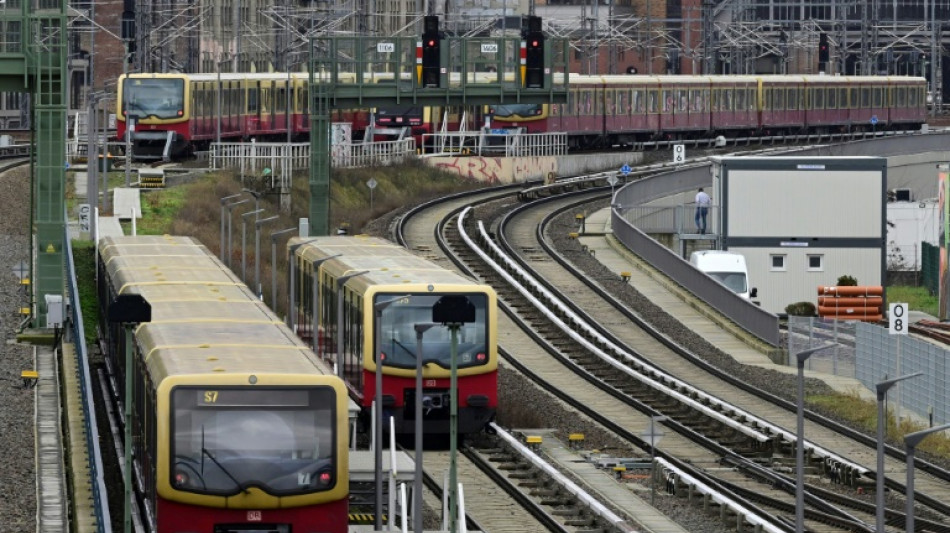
[789,316,949,425]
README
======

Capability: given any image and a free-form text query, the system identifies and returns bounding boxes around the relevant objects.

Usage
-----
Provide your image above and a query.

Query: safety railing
[65,228,113,533]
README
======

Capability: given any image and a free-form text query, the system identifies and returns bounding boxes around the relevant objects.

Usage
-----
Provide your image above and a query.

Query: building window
[770,254,786,271]
[807,254,824,271]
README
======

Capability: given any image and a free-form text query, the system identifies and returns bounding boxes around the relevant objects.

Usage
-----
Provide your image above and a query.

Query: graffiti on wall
[430,156,558,184]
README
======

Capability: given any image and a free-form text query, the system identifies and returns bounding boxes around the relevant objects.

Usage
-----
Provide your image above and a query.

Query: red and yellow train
[489,74,928,149]
[288,236,498,439]
[98,235,351,533]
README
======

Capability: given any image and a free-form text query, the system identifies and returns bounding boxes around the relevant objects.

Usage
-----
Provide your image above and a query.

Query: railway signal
[421,15,441,88]
[818,32,829,64]
[523,15,544,88]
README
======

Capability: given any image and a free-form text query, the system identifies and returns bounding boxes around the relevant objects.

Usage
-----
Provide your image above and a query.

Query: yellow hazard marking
[569,433,585,441]
[525,435,542,444]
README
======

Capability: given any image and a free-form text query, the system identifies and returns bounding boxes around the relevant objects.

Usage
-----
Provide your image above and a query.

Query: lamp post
[374,295,410,531]
[107,294,151,533]
[335,270,368,379]
[220,193,243,260]
[225,198,250,269]
[241,209,265,282]
[413,322,437,533]
[645,415,667,505]
[243,187,262,215]
[795,344,832,533]
[270,227,296,310]
[255,215,279,299]
[905,423,950,533]
[875,373,922,533]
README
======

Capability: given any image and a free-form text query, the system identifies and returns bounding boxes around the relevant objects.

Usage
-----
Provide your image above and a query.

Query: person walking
[695,187,711,234]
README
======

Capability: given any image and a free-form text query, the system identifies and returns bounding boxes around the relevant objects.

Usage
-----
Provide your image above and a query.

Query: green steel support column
[31,7,68,318]
[309,50,331,237]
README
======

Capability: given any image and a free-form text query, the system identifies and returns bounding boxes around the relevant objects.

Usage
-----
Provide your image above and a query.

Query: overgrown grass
[71,240,99,346]
[887,285,938,317]
[811,390,950,457]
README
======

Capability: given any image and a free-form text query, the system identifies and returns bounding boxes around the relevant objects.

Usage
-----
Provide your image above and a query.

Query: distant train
[114,72,445,159]
[288,236,498,439]
[489,74,928,149]
[97,235,351,533]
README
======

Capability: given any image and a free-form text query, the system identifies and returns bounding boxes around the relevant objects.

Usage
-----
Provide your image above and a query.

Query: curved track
[392,167,950,533]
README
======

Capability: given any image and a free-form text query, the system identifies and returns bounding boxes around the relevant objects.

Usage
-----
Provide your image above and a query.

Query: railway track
[392,162,950,533]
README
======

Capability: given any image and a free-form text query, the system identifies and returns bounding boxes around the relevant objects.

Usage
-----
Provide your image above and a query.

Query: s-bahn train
[97,235,351,533]
[488,74,928,149]
[114,72,445,159]
[288,236,498,439]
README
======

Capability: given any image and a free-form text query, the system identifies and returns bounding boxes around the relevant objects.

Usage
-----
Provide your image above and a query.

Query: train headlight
[174,470,190,488]
[317,470,333,487]
[476,352,486,361]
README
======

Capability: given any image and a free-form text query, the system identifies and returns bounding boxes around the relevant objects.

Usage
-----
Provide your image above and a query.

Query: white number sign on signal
[889,303,908,335]
[377,42,395,53]
[673,144,685,164]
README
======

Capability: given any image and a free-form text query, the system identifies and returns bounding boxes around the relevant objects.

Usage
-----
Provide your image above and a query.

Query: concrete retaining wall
[426,152,643,183]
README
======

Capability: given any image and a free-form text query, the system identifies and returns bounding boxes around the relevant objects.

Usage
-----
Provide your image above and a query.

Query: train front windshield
[490,103,542,119]
[121,77,185,120]
[171,387,338,496]
[377,294,490,369]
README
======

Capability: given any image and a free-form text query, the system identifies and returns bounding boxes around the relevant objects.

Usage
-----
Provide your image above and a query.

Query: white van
[689,250,757,300]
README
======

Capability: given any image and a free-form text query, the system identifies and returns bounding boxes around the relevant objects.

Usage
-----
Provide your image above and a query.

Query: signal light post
[421,15,441,88]
[523,15,544,88]
[818,32,829,68]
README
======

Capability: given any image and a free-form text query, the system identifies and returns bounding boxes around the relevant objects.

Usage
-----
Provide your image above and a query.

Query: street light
[904,423,950,533]
[413,322,438,533]
[795,344,833,533]
[335,270,369,379]
[374,295,410,531]
[220,193,243,260]
[225,198,250,269]
[269,227,297,310]
[241,209,265,282]
[255,215,279,299]
[645,415,667,505]
[875,372,922,533]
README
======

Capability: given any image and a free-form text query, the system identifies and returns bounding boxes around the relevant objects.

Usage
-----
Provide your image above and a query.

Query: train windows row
[555,82,924,118]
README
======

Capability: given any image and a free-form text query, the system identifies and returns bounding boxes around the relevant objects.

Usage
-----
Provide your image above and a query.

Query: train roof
[99,235,337,382]
[289,236,492,293]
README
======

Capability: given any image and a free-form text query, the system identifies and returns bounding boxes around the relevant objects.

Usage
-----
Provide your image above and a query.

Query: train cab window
[813,87,824,109]
[873,87,884,107]
[375,293,490,370]
[826,88,836,108]
[171,386,339,496]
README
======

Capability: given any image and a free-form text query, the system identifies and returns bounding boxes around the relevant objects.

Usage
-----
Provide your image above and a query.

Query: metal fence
[332,138,416,168]
[789,316,950,425]
[423,131,567,157]
[65,231,113,532]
